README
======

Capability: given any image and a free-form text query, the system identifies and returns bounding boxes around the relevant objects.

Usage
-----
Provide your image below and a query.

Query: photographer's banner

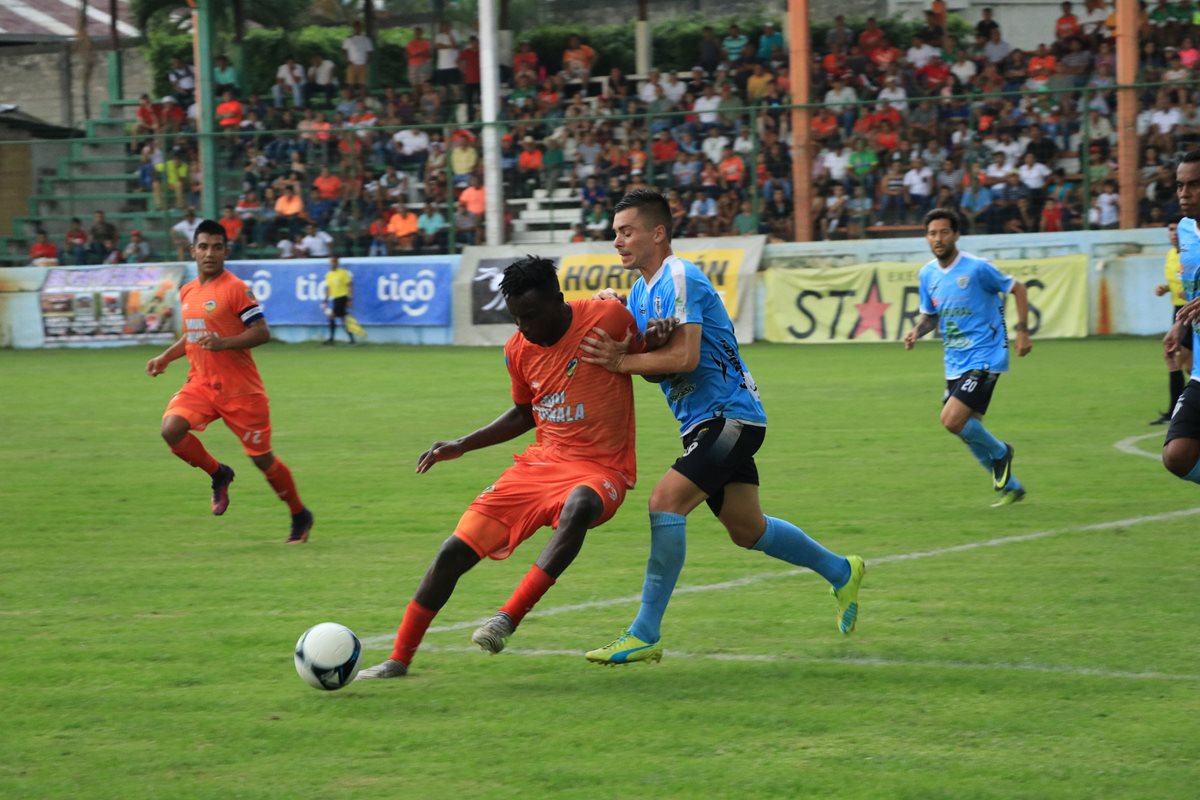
[454,236,765,346]
[40,265,186,346]
[763,255,1088,344]
[227,258,455,326]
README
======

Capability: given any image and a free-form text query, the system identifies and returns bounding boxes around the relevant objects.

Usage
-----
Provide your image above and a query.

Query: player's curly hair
[923,207,960,233]
[500,255,559,299]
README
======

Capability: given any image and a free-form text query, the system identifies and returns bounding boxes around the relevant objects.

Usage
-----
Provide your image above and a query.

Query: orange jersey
[179,270,266,397]
[504,299,642,485]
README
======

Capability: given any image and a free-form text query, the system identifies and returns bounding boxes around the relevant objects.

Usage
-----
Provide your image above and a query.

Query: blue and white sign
[227,258,454,327]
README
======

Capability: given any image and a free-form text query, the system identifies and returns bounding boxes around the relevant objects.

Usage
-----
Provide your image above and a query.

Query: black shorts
[672,418,764,516]
[1166,379,1200,444]
[943,369,1000,415]
[331,296,348,318]
[434,68,461,86]
[1174,309,1194,350]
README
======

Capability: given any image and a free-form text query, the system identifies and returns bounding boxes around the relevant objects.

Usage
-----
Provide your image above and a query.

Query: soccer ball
[294,622,362,691]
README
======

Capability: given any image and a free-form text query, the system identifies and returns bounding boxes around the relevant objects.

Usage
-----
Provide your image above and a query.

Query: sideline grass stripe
[364,507,1200,647]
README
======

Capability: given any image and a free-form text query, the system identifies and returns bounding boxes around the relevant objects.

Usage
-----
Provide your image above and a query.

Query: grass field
[2,337,1198,799]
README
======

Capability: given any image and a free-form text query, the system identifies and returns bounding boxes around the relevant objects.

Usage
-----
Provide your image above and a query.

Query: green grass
[1,338,1197,799]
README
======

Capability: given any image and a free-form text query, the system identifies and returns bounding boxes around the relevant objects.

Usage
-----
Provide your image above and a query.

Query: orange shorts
[164,383,273,456]
[454,460,629,561]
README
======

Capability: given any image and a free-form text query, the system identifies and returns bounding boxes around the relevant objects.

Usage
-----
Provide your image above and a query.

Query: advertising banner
[40,265,185,345]
[763,255,1088,344]
[456,237,765,345]
[227,258,454,327]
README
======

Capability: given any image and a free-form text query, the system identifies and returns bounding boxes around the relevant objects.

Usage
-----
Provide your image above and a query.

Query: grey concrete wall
[0,43,153,129]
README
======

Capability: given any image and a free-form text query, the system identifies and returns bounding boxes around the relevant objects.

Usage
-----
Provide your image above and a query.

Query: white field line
[363,507,1200,658]
[1113,432,1163,461]
[413,644,1200,683]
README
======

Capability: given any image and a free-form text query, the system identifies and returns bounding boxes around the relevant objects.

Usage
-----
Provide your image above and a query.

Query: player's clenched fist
[146,356,168,377]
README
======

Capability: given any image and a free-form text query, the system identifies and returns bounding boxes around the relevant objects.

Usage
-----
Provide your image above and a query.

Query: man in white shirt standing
[434,22,461,93]
[903,157,934,220]
[300,223,334,258]
[692,83,722,133]
[305,54,338,107]
[343,21,374,90]
[273,58,305,109]
[639,69,663,105]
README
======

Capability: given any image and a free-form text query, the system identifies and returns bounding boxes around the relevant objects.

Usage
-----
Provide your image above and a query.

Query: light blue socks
[753,516,851,589]
[628,511,687,644]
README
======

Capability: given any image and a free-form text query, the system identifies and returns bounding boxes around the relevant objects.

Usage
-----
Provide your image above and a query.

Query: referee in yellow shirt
[324,254,355,345]
[1154,219,1190,423]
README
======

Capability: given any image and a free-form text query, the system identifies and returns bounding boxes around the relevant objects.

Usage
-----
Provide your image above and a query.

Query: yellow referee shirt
[1166,249,1185,308]
[325,267,353,300]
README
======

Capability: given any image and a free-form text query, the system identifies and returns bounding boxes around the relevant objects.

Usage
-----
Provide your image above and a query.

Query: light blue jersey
[1178,217,1200,354]
[917,250,1017,379]
[627,255,766,435]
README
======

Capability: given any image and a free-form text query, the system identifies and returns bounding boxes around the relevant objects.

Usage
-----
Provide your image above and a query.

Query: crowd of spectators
[32,3,1200,264]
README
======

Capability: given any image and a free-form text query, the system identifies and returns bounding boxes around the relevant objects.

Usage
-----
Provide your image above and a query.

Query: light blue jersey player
[579,189,865,664]
[1161,152,1200,483]
[905,208,1033,506]
[626,254,766,435]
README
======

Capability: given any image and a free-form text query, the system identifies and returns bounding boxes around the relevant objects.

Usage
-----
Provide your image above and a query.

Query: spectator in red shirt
[216,89,243,129]
[718,146,746,190]
[156,95,185,134]
[407,26,433,88]
[219,205,245,258]
[917,54,952,93]
[858,17,888,54]
[133,93,160,151]
[651,129,678,166]
[459,35,482,117]
[30,230,58,265]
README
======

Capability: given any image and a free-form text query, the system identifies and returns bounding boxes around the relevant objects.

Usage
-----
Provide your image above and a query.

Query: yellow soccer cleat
[991,487,1027,507]
[832,555,865,635]
[585,631,663,665]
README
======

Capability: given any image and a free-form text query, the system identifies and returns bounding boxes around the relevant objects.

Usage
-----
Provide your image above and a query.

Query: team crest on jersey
[956,276,970,289]
[565,357,578,377]
[204,299,217,313]
[479,484,495,496]
[602,480,618,500]
[244,287,254,299]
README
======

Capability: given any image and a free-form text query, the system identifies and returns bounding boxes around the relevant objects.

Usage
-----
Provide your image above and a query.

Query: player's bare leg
[161,414,233,515]
[250,451,312,543]
[473,486,603,654]
[359,536,482,679]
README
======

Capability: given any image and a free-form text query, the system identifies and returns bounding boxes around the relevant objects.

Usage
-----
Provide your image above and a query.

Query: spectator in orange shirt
[312,166,344,202]
[1028,43,1057,80]
[811,107,839,144]
[513,39,539,81]
[517,136,544,196]
[386,203,420,252]
[562,34,597,84]
[718,146,746,190]
[459,175,486,217]
[274,185,305,239]
[219,204,245,258]
[1055,1,1082,40]
[407,26,434,87]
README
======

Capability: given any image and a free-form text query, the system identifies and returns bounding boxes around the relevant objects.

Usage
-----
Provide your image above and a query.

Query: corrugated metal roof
[0,0,141,42]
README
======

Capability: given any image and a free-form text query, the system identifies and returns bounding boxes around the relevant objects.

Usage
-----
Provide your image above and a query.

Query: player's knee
[434,536,480,575]
[941,415,966,435]
[725,523,761,549]
[250,453,275,471]
[1162,446,1194,478]
[560,489,604,531]
[160,420,186,446]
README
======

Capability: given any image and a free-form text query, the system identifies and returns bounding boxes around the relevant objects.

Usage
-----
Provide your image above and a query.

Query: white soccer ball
[294,622,362,691]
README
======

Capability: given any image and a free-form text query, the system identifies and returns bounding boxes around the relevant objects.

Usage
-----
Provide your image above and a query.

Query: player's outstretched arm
[1010,281,1033,357]
[146,335,187,377]
[197,318,270,352]
[903,314,938,350]
[416,404,536,473]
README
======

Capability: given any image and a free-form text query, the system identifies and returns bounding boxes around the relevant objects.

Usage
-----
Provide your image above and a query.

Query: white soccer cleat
[354,658,408,679]
[471,611,516,654]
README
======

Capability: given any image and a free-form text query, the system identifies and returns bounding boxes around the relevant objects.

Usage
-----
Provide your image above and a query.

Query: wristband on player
[1013,323,1029,333]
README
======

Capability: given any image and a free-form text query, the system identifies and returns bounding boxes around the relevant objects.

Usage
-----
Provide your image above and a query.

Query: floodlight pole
[787,0,812,242]
[479,0,504,245]
[1116,0,1137,229]
[189,0,218,221]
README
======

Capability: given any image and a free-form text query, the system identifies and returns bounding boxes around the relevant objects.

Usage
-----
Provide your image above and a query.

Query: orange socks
[499,565,556,626]
[170,433,220,474]
[390,600,437,665]
[264,459,305,514]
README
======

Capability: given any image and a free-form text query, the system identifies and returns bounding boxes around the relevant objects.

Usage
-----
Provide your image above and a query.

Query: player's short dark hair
[923,207,960,233]
[193,219,228,244]
[500,255,559,299]
[613,189,672,240]
[1178,148,1200,166]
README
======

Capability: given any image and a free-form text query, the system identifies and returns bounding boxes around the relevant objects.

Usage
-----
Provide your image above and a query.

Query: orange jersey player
[357,255,646,680]
[145,219,313,543]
